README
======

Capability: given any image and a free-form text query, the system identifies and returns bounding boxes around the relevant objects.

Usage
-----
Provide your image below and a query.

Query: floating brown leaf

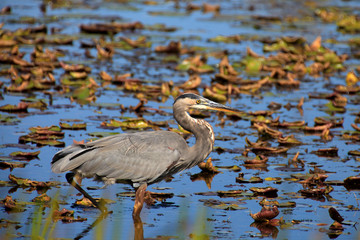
[250,206,279,222]
[198,158,220,173]
[311,147,338,157]
[250,187,278,197]
[328,207,344,223]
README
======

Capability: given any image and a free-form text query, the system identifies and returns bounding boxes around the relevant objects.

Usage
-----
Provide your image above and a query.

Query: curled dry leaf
[1,195,25,212]
[179,74,201,89]
[250,205,279,222]
[303,123,332,133]
[278,135,303,145]
[32,193,51,203]
[253,122,283,139]
[99,71,113,81]
[198,157,220,173]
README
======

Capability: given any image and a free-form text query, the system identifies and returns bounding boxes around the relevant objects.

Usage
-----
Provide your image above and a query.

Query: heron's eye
[196,100,201,104]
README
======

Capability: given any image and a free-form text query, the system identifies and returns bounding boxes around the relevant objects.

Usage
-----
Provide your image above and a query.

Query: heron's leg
[132,183,147,221]
[65,172,108,213]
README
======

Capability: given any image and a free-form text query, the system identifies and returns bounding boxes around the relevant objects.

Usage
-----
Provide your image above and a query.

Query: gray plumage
[51,93,240,215]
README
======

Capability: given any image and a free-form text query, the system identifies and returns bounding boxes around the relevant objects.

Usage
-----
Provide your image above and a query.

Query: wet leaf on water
[198,158,220,173]
[328,207,344,223]
[216,165,241,172]
[208,35,242,43]
[250,146,289,155]
[211,203,246,210]
[253,123,283,139]
[334,85,360,94]
[0,195,25,212]
[52,208,88,223]
[9,150,40,159]
[100,118,153,130]
[149,191,174,201]
[250,206,279,222]
[80,21,144,34]
[8,174,59,188]
[32,193,51,203]
[236,175,264,184]
[299,188,326,197]
[314,117,343,127]
[344,176,360,190]
[0,102,29,112]
[155,41,181,54]
[99,71,113,81]
[217,190,244,198]
[278,135,303,146]
[60,122,86,130]
[250,187,278,197]
[348,150,360,156]
[0,161,27,170]
[179,74,201,89]
[303,123,332,133]
[311,147,338,157]
[244,155,269,164]
[0,114,20,125]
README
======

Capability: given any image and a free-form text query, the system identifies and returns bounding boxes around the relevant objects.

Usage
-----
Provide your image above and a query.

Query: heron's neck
[173,108,214,168]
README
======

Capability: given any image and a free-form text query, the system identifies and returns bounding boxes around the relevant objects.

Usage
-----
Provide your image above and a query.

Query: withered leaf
[1,195,25,212]
[10,150,40,159]
[250,206,279,222]
[198,158,220,173]
[60,122,87,130]
[328,207,344,223]
[311,147,338,157]
[0,102,29,112]
[250,187,278,197]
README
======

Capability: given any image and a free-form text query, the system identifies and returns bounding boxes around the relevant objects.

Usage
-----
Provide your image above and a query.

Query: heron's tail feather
[51,144,98,173]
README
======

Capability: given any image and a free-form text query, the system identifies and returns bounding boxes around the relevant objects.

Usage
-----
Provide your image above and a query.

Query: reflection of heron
[51,93,240,218]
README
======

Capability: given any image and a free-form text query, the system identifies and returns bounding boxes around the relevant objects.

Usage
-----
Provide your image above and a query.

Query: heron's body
[51,93,239,218]
[52,130,212,187]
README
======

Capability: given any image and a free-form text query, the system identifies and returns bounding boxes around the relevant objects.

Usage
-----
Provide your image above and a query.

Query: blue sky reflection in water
[0,0,360,239]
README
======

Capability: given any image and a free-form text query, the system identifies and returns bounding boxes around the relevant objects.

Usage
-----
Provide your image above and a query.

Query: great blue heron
[51,93,240,218]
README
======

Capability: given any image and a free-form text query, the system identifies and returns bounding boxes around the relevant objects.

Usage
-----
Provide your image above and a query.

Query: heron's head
[174,93,240,114]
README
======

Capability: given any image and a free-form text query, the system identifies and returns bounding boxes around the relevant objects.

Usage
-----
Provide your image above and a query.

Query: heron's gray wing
[51,131,189,185]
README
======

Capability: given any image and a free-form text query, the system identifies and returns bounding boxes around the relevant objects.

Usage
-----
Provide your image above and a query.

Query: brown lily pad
[311,147,338,157]
[250,187,278,197]
[10,150,40,160]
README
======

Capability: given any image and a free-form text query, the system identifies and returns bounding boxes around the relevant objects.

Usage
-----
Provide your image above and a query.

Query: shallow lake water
[0,0,360,239]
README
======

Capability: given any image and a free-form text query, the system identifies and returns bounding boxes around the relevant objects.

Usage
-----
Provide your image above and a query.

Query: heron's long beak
[192,99,241,114]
